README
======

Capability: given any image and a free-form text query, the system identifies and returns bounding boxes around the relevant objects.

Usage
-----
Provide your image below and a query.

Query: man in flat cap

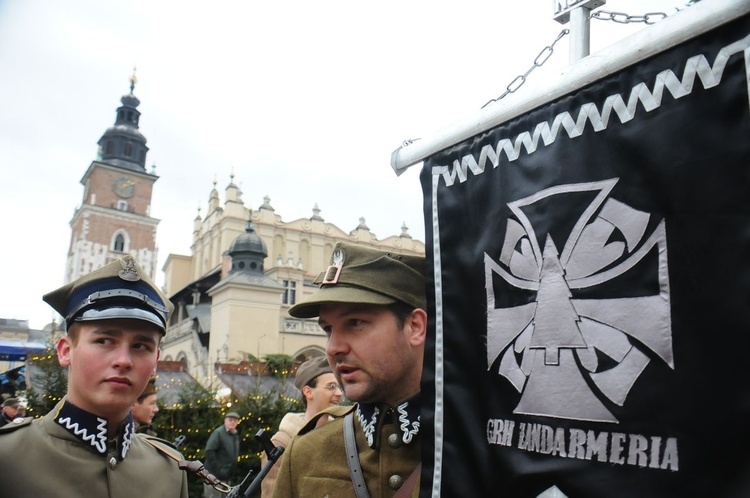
[0,397,22,427]
[260,355,343,497]
[133,376,159,436]
[0,256,189,498]
[204,411,241,497]
[272,242,427,498]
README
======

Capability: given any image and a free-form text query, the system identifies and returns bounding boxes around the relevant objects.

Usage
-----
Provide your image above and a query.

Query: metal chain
[591,10,668,25]
[482,28,569,109]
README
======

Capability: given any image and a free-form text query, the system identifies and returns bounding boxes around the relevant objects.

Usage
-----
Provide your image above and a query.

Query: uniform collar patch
[356,393,421,449]
[54,399,134,459]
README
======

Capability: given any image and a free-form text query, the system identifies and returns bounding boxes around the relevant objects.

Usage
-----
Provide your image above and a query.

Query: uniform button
[389,474,404,490]
[387,433,401,448]
[108,457,117,470]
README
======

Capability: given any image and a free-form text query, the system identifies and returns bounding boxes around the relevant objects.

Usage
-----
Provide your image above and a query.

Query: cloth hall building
[159,179,424,386]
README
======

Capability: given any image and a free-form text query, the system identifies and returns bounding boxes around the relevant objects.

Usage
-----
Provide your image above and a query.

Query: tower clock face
[113,177,135,198]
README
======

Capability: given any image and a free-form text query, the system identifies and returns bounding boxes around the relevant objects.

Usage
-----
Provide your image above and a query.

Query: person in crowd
[0,256,189,497]
[204,411,241,497]
[133,376,159,436]
[260,355,343,497]
[0,397,22,427]
[273,242,426,498]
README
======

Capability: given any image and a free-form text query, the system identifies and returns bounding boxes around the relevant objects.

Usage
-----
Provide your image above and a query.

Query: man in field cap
[273,242,427,498]
[261,355,343,497]
[0,397,22,427]
[0,255,188,497]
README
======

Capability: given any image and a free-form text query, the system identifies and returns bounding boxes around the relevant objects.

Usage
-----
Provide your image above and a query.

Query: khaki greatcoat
[272,405,420,498]
[0,399,188,498]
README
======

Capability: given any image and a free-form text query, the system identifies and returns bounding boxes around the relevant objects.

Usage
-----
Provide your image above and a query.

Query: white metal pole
[569,6,592,63]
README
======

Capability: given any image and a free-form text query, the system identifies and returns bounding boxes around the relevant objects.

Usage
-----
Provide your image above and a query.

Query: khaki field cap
[294,356,332,392]
[139,377,158,399]
[43,255,173,334]
[288,242,426,319]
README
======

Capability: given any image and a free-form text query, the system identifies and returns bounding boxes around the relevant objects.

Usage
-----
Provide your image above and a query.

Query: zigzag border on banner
[432,33,750,188]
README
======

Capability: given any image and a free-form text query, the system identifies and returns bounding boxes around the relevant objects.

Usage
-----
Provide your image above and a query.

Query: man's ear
[56,336,72,368]
[406,309,427,348]
[302,385,314,401]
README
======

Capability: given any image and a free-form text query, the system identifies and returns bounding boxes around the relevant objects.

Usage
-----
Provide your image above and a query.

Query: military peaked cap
[43,255,173,333]
[288,242,426,319]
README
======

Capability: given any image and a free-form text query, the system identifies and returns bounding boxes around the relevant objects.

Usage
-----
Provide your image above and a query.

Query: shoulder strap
[0,417,32,433]
[344,411,371,498]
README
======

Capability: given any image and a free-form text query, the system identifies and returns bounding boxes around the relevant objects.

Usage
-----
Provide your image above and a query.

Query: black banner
[420,14,750,498]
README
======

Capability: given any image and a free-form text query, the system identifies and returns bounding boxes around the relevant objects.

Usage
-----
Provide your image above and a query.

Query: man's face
[2,405,19,419]
[305,372,342,413]
[224,416,239,433]
[57,319,161,424]
[319,303,426,406]
[132,393,159,425]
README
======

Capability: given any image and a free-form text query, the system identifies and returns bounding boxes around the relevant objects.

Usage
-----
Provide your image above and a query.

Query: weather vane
[130,66,138,94]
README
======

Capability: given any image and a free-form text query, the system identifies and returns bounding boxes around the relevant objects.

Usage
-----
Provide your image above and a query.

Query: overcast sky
[0,0,686,330]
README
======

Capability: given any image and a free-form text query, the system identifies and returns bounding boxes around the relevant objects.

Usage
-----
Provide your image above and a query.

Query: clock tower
[65,73,161,283]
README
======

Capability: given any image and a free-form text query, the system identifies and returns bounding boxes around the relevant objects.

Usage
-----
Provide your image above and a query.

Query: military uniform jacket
[0,399,188,498]
[272,396,421,498]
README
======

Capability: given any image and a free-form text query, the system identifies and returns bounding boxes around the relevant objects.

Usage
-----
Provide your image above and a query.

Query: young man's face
[304,372,342,414]
[57,319,161,424]
[319,303,426,406]
[132,393,159,425]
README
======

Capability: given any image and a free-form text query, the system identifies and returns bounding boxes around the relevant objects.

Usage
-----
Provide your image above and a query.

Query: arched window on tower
[111,230,130,253]
[106,141,113,154]
[113,234,125,252]
[127,111,133,122]
[124,143,132,157]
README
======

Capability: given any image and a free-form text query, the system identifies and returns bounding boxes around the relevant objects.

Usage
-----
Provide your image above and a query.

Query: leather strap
[143,437,233,494]
[393,463,422,498]
[344,412,371,498]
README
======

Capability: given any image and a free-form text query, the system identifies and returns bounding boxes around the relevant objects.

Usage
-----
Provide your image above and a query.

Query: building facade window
[282,280,296,305]
[124,143,132,157]
[113,234,125,252]
[117,200,128,211]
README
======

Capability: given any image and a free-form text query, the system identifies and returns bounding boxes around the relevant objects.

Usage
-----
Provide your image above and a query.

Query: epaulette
[298,404,355,436]
[0,417,33,433]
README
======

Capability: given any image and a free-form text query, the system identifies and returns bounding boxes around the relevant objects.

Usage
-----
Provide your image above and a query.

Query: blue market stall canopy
[0,340,47,362]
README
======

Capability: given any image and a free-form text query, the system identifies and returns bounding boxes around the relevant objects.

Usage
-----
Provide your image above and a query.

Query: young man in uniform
[260,355,343,497]
[132,376,159,436]
[0,256,189,498]
[272,242,426,498]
